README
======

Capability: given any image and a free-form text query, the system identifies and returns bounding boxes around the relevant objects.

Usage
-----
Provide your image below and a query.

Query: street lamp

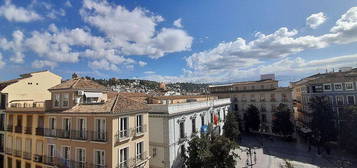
[243,146,257,168]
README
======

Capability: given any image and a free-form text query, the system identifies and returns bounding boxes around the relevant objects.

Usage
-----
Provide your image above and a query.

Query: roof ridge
[110,94,120,112]
[71,78,81,88]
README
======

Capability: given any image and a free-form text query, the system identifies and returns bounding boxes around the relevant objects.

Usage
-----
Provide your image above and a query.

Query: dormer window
[62,93,69,107]
[54,94,60,107]
[83,92,102,104]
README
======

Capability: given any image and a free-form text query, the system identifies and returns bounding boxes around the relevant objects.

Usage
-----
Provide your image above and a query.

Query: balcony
[71,130,88,141]
[117,152,150,168]
[115,129,131,144]
[23,151,32,160]
[44,128,57,137]
[89,131,107,142]
[14,126,22,133]
[36,128,44,136]
[0,145,4,153]
[14,149,22,157]
[135,151,150,165]
[7,101,46,112]
[24,127,32,134]
[5,147,13,155]
[43,156,56,166]
[133,125,147,137]
[57,129,71,139]
[6,125,13,132]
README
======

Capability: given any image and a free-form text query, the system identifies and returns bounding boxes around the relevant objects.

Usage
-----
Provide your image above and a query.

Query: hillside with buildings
[81,75,209,94]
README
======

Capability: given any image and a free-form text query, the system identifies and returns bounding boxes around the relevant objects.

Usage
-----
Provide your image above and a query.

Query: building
[208,75,293,134]
[3,73,151,168]
[148,95,231,168]
[1,70,62,168]
[291,67,357,136]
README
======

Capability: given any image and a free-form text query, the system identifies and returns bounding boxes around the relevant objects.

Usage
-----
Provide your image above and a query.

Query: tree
[340,106,357,155]
[272,104,294,137]
[244,105,260,132]
[223,111,240,141]
[184,135,238,168]
[309,96,337,154]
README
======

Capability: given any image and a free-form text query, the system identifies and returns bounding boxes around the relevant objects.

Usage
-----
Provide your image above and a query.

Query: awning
[84,92,102,98]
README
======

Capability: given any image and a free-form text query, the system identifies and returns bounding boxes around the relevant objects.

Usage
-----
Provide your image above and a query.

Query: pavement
[234,135,356,168]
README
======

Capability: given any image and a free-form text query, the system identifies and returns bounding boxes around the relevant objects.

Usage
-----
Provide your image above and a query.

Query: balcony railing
[6,125,13,132]
[23,151,32,160]
[5,147,13,155]
[117,152,150,168]
[42,157,107,168]
[14,149,22,157]
[36,128,44,136]
[14,126,22,133]
[44,129,107,142]
[134,124,147,136]
[24,127,32,134]
[115,129,131,144]
[0,146,4,153]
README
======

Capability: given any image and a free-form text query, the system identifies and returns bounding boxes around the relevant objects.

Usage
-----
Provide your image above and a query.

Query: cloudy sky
[0,0,356,85]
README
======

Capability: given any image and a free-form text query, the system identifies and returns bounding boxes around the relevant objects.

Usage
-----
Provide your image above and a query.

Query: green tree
[340,106,357,155]
[309,96,337,154]
[272,103,294,137]
[184,135,238,168]
[244,104,260,132]
[223,111,240,141]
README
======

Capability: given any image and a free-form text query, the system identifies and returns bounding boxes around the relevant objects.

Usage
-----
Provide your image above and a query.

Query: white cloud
[65,1,72,7]
[0,2,42,22]
[138,61,147,67]
[32,60,57,69]
[47,8,66,19]
[80,0,193,58]
[0,30,25,63]
[184,7,357,83]
[144,71,155,74]
[306,12,327,29]
[173,18,183,28]
[89,59,118,71]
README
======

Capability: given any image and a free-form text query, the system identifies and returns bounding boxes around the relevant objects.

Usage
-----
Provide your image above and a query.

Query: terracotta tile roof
[62,93,149,114]
[49,78,106,91]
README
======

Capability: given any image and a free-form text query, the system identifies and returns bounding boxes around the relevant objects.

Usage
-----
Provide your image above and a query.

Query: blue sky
[0,0,357,85]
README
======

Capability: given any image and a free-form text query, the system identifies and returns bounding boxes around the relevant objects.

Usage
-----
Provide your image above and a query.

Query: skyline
[0,0,357,85]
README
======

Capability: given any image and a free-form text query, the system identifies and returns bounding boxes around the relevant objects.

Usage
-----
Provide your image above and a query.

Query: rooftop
[59,93,149,114]
[49,78,107,91]
[209,79,277,88]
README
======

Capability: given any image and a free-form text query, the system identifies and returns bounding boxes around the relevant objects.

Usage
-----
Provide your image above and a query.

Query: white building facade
[148,98,231,168]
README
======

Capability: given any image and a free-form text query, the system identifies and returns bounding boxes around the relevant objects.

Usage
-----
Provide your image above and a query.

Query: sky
[0,0,357,85]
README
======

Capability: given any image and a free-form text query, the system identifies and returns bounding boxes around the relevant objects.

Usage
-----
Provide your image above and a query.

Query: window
[136,115,143,133]
[179,122,185,139]
[120,117,129,138]
[234,104,238,111]
[25,139,32,154]
[62,146,70,167]
[78,118,86,139]
[323,84,332,91]
[260,94,265,102]
[192,118,196,133]
[76,148,86,168]
[95,119,106,141]
[271,104,277,112]
[334,83,343,91]
[63,118,71,138]
[136,142,143,160]
[95,150,105,167]
[336,96,344,105]
[347,95,355,105]
[62,93,69,107]
[250,94,256,102]
[54,94,60,107]
[36,141,43,156]
[345,82,354,90]
[261,104,266,112]
[48,144,55,163]
[119,147,128,167]
[201,115,204,126]
[49,117,56,136]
